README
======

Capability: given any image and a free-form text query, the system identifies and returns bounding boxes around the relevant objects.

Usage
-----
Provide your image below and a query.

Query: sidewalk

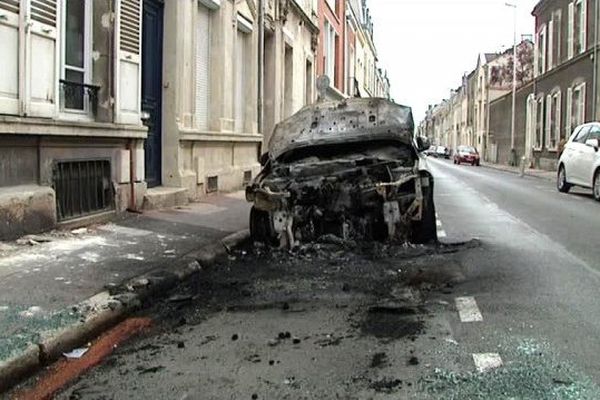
[0,191,250,391]
[480,162,556,182]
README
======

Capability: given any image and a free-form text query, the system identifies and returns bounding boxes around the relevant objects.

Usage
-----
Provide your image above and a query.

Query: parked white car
[557,123,600,201]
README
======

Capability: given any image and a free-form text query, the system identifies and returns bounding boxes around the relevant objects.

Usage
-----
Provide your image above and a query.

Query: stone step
[142,186,188,210]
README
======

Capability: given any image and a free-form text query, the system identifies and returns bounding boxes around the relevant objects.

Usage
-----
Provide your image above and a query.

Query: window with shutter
[61,0,91,115]
[195,5,211,130]
[566,87,573,137]
[0,0,59,117]
[568,2,574,59]
[29,0,57,117]
[0,0,20,115]
[235,28,248,133]
[116,0,142,124]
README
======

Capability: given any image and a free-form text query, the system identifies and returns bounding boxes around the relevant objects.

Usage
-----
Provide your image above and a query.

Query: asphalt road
[22,158,600,399]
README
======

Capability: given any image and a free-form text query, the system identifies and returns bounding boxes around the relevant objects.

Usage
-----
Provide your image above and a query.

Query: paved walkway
[481,162,556,182]
[0,192,250,364]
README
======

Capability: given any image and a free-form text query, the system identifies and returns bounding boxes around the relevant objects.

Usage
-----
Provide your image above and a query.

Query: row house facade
[160,0,264,204]
[526,0,599,170]
[316,0,390,100]
[0,0,147,239]
[421,40,534,161]
[0,0,391,239]
[262,0,320,147]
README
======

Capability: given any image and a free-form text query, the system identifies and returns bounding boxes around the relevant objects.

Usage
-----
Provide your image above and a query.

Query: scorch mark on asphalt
[455,296,483,322]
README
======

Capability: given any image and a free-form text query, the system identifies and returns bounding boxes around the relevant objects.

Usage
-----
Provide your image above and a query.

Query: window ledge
[179,128,263,143]
[0,116,147,138]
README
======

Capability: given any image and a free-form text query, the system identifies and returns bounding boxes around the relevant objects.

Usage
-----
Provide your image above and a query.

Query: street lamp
[506,2,517,166]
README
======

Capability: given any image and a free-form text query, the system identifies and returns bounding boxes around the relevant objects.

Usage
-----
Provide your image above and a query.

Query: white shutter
[0,0,20,115]
[581,0,587,52]
[580,82,586,123]
[27,0,58,117]
[534,31,539,77]
[234,29,246,133]
[548,20,554,69]
[555,91,561,145]
[115,0,142,124]
[566,87,573,137]
[568,2,574,59]
[195,5,210,130]
[545,94,551,149]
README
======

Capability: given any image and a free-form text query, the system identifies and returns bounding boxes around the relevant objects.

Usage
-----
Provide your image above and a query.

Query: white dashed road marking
[436,220,442,227]
[437,230,447,238]
[455,296,483,322]
[472,353,503,373]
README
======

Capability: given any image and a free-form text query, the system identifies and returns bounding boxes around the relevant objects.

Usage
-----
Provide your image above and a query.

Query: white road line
[472,353,503,373]
[436,220,442,227]
[437,230,447,238]
[455,296,483,322]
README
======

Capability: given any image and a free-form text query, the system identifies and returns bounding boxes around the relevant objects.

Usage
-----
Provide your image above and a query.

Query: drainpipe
[127,139,139,212]
[257,0,265,140]
[594,0,599,119]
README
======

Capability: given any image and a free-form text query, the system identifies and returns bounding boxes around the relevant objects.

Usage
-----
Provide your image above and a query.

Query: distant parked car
[424,145,438,157]
[435,146,451,159]
[557,122,600,201]
[453,145,480,166]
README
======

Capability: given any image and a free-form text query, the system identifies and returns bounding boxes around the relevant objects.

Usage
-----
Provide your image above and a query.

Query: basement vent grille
[120,0,141,54]
[0,0,19,13]
[31,0,57,27]
[52,160,114,221]
[207,176,218,193]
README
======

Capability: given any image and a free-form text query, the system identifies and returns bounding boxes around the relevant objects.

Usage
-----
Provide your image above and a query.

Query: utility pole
[506,2,517,166]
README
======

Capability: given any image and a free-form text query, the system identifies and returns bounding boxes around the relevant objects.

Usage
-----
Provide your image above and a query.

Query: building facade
[0,0,147,239]
[528,0,598,170]
[262,0,319,147]
[317,0,346,99]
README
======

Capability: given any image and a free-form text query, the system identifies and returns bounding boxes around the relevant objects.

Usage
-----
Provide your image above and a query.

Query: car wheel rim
[595,174,600,198]
[559,169,565,189]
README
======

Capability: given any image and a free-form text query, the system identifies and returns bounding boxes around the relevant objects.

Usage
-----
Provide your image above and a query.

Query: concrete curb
[481,163,555,182]
[0,229,250,393]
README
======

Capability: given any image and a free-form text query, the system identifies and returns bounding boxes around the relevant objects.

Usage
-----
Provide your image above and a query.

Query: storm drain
[52,160,114,221]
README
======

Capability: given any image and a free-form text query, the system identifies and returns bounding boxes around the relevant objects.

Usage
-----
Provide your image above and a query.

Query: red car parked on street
[453,145,480,166]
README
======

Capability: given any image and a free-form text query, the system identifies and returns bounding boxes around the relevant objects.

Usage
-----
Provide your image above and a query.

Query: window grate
[52,160,114,221]
[207,176,218,193]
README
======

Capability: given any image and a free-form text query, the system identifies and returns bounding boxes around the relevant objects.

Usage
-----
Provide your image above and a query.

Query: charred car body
[246,98,437,247]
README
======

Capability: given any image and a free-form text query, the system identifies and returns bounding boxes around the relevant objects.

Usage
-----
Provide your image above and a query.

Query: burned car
[246,98,437,247]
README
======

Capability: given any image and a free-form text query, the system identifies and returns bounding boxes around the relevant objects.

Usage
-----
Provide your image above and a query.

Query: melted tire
[410,180,437,244]
[250,207,277,245]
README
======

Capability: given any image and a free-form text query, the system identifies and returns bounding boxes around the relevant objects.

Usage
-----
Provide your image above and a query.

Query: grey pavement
[0,192,250,364]
[480,160,557,182]
[47,157,600,399]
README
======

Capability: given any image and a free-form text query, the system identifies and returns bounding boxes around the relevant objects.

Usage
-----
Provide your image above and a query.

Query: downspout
[593,0,599,119]
[485,66,491,162]
[127,139,139,212]
[113,0,137,212]
[257,0,264,148]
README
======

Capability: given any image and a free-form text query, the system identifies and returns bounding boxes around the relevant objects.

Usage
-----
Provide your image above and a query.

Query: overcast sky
[370,0,539,122]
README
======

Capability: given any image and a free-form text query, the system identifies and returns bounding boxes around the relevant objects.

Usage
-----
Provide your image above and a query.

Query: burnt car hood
[268,98,415,161]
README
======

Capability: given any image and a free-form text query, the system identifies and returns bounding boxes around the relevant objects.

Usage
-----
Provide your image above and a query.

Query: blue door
[142,0,164,188]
